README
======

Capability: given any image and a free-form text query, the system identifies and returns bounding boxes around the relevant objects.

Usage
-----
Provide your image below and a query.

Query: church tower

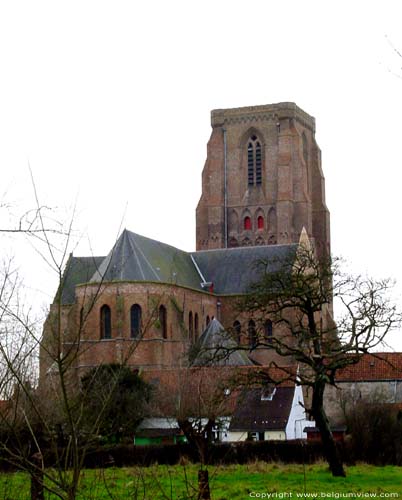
[196,103,330,257]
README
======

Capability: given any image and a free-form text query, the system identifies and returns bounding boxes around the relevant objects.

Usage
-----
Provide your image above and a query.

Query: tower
[196,103,330,257]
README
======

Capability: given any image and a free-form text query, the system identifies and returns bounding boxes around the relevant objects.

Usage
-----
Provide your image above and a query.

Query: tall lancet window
[247,135,262,186]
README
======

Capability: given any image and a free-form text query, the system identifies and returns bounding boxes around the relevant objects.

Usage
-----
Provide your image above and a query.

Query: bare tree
[0,199,158,499]
[237,242,400,477]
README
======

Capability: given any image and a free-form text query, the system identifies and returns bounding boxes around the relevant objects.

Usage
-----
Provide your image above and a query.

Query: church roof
[58,230,298,304]
[191,318,254,367]
[90,229,203,290]
[191,244,298,295]
[59,255,105,304]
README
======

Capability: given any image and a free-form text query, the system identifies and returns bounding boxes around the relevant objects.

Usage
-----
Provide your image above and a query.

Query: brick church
[40,102,330,383]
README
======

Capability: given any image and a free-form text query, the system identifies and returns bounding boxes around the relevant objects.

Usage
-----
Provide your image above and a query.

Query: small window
[130,304,142,338]
[194,313,199,338]
[159,305,167,339]
[248,320,257,349]
[257,216,264,230]
[189,311,193,341]
[100,305,111,339]
[244,216,252,230]
[233,320,241,343]
[264,319,273,344]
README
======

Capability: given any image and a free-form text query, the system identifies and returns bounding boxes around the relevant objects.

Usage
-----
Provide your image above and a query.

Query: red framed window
[244,216,252,230]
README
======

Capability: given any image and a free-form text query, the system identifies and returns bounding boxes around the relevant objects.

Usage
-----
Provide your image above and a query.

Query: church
[40,102,330,382]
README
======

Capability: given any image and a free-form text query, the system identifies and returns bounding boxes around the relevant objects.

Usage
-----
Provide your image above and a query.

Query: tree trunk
[198,469,211,500]
[312,380,346,477]
[30,453,44,500]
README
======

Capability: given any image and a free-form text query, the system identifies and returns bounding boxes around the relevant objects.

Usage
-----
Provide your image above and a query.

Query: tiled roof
[335,353,402,381]
[229,386,294,432]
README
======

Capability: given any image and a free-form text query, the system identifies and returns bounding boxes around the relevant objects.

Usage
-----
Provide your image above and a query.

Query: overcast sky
[1,1,402,348]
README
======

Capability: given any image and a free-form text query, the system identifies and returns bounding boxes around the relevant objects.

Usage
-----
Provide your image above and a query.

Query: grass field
[0,462,401,500]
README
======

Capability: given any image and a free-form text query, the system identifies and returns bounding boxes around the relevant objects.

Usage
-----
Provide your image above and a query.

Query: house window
[100,305,111,339]
[257,216,264,230]
[248,320,257,349]
[264,319,273,344]
[159,305,167,339]
[233,320,241,343]
[189,311,194,341]
[247,135,262,186]
[130,304,142,338]
[244,216,252,231]
[194,313,199,338]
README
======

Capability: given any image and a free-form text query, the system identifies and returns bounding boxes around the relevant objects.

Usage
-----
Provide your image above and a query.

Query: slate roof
[229,386,294,432]
[58,230,298,304]
[90,229,203,290]
[191,244,298,295]
[335,353,402,381]
[59,255,105,304]
[191,318,254,367]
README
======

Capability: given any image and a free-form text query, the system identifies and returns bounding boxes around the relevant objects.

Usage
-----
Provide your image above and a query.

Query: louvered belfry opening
[247,135,262,187]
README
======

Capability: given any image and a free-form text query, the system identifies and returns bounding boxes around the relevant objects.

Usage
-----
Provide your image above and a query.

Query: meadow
[0,462,401,500]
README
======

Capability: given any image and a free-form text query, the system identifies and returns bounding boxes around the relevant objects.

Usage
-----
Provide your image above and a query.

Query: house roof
[229,386,294,432]
[335,353,402,382]
[191,318,254,367]
[191,244,298,295]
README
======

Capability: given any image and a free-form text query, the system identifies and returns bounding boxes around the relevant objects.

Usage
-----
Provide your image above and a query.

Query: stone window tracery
[247,135,262,186]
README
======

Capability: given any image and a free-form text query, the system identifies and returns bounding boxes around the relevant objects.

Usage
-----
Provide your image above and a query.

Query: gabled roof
[191,244,298,295]
[229,386,294,432]
[90,229,203,290]
[191,318,254,367]
[335,353,402,381]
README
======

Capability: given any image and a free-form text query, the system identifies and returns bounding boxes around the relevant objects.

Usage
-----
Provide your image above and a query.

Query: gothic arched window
[247,135,262,186]
[264,319,273,344]
[130,304,142,338]
[159,305,167,339]
[257,216,264,230]
[100,305,111,339]
[233,320,241,343]
[248,319,257,349]
[189,311,194,341]
[244,216,252,230]
[194,313,199,338]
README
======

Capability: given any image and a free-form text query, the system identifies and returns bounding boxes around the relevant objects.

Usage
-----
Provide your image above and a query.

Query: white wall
[285,384,314,439]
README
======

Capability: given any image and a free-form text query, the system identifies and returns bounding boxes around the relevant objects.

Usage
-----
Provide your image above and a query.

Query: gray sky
[1,1,402,348]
